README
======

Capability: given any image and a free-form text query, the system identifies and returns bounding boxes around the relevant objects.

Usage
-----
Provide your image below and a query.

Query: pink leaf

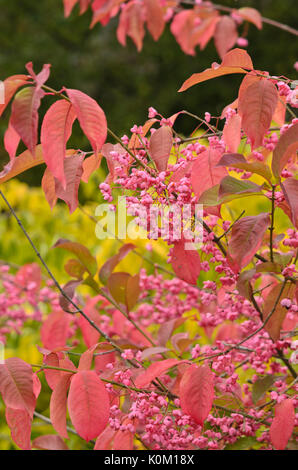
[180,364,214,426]
[41,310,71,351]
[68,370,110,441]
[50,374,73,439]
[63,0,78,17]
[149,126,173,172]
[214,16,238,59]
[135,358,182,388]
[5,408,32,450]
[66,88,107,154]
[281,177,298,228]
[171,240,201,285]
[270,399,295,450]
[4,119,21,161]
[32,434,68,450]
[81,153,102,183]
[0,358,35,417]
[227,213,270,272]
[271,122,298,178]
[222,113,241,153]
[191,148,228,198]
[42,168,58,209]
[41,100,77,188]
[238,78,278,149]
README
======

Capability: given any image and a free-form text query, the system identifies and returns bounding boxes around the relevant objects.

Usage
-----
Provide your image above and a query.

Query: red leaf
[0,145,44,184]
[5,408,31,450]
[68,370,110,441]
[43,353,61,390]
[238,78,278,149]
[32,434,69,450]
[149,126,172,172]
[179,48,253,92]
[10,86,44,155]
[171,240,201,285]
[50,374,73,439]
[0,74,29,117]
[180,364,214,426]
[25,62,51,89]
[271,122,298,178]
[238,7,262,30]
[113,427,134,450]
[41,100,77,188]
[117,1,145,52]
[0,358,35,417]
[144,0,165,41]
[63,0,78,17]
[227,213,270,273]
[135,358,182,388]
[55,153,85,213]
[281,177,298,228]
[41,310,71,351]
[66,88,107,154]
[222,113,241,153]
[191,148,228,198]
[214,16,238,59]
[4,120,21,161]
[270,399,295,450]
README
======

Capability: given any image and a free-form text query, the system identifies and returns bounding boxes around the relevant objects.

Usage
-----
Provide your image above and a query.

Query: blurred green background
[0,0,297,185]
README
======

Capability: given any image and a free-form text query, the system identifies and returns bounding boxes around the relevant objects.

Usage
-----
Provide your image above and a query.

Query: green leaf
[252,375,276,404]
[225,436,260,450]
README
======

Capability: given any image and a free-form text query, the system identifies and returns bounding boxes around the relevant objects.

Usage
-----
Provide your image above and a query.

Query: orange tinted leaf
[238,7,262,30]
[99,244,135,284]
[0,145,44,184]
[53,238,97,276]
[81,153,101,183]
[4,120,21,161]
[117,1,145,52]
[179,48,252,92]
